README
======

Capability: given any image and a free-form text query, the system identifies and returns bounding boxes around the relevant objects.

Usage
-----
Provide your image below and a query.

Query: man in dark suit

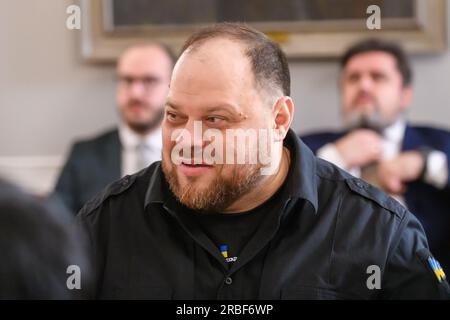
[301,39,450,270]
[53,44,175,214]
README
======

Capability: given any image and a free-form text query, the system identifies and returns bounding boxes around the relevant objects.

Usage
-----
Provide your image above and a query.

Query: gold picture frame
[80,0,447,62]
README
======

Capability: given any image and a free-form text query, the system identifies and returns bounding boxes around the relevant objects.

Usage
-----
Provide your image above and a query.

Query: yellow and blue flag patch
[428,256,446,283]
[220,245,228,258]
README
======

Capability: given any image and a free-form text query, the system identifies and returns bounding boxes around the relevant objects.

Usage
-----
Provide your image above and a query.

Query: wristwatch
[418,147,433,181]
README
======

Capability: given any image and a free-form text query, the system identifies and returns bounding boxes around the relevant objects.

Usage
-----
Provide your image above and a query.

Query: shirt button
[224,277,233,285]
[121,177,129,186]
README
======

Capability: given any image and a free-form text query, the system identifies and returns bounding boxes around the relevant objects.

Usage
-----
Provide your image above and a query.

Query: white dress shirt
[118,124,162,177]
[317,119,448,202]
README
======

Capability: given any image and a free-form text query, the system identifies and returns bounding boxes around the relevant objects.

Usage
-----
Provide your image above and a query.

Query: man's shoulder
[300,130,346,153]
[343,176,407,219]
[409,125,450,142]
[315,157,407,220]
[406,125,450,152]
[78,162,160,218]
[71,128,119,153]
[410,124,450,135]
[300,130,345,142]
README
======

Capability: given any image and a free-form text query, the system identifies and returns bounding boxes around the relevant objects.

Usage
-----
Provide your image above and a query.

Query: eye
[166,111,178,122]
[142,77,160,87]
[372,72,386,82]
[347,73,360,83]
[118,76,134,86]
[205,116,224,125]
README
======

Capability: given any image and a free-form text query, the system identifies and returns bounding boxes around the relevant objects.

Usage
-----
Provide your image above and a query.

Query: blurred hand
[377,151,424,195]
[335,129,383,168]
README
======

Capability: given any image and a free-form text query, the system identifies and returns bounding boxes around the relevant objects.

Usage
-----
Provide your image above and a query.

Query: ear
[399,85,413,111]
[272,96,294,141]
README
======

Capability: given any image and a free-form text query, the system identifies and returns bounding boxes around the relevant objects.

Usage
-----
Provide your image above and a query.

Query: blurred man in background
[301,39,450,269]
[53,43,175,214]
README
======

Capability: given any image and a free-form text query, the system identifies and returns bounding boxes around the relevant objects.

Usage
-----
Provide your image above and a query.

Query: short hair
[158,42,177,66]
[340,38,413,86]
[180,22,291,97]
[121,42,177,67]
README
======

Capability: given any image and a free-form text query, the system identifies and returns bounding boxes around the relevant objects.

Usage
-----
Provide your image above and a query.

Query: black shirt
[192,187,281,269]
[76,129,450,299]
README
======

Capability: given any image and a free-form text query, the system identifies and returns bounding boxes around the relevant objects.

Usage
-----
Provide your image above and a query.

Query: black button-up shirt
[77,129,450,299]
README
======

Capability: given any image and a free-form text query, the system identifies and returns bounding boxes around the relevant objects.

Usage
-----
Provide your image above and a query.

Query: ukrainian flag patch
[428,256,446,283]
[220,245,228,258]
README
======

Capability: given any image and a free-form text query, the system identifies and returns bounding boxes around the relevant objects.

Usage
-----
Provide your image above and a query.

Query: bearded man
[301,39,450,271]
[53,43,175,214]
[77,25,449,299]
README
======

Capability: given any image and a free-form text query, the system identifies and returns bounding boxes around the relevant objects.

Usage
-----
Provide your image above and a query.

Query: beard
[343,92,403,133]
[125,104,164,134]
[343,108,390,134]
[162,160,263,213]
[343,94,396,133]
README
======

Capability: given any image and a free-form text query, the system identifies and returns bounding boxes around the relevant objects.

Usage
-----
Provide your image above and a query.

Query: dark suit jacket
[52,129,121,214]
[301,124,450,270]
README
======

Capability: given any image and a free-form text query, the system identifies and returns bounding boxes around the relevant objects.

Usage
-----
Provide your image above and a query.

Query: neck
[222,146,291,214]
[381,117,406,140]
[124,123,156,137]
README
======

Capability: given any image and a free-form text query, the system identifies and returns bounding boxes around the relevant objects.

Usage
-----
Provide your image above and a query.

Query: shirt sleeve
[424,150,449,189]
[317,143,349,170]
[316,143,361,177]
[381,212,450,299]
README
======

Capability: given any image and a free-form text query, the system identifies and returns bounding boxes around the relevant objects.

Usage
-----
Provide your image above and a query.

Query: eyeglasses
[117,75,163,90]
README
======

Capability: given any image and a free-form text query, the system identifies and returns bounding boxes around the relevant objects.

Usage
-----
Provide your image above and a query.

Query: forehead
[344,51,398,74]
[168,38,256,108]
[118,46,171,75]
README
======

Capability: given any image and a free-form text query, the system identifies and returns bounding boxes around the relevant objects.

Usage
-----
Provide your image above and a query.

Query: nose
[358,74,374,92]
[173,119,206,157]
[129,81,146,98]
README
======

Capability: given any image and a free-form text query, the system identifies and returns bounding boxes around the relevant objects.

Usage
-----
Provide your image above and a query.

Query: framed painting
[80,0,447,61]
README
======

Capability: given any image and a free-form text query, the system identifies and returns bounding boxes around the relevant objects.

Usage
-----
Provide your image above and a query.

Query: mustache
[127,100,148,108]
[172,149,218,165]
[352,91,377,105]
[343,110,386,133]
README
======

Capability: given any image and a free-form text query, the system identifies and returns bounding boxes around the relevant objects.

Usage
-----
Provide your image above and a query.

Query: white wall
[0,0,118,193]
[1,0,450,194]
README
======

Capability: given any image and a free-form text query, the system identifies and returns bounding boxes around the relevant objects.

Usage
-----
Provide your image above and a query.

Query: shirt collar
[144,128,318,213]
[382,118,406,145]
[118,123,162,150]
[283,128,319,212]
